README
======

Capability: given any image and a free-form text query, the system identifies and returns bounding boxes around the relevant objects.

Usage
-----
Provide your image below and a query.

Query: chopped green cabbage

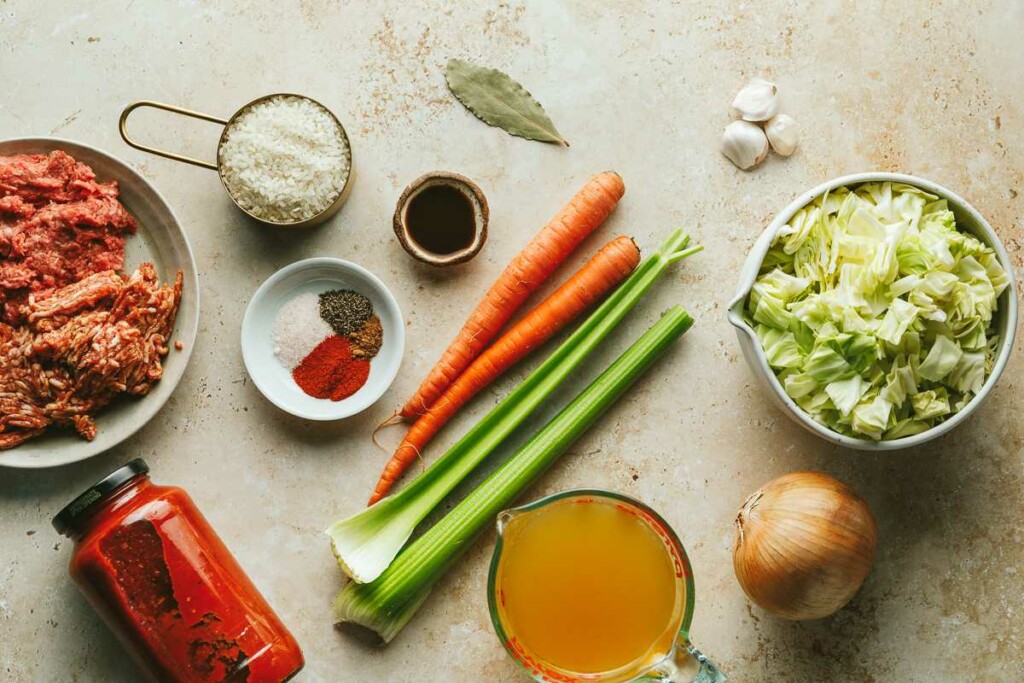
[747,182,1008,440]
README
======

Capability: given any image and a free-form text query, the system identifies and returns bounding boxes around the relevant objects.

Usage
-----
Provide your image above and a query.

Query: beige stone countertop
[2,1,1023,681]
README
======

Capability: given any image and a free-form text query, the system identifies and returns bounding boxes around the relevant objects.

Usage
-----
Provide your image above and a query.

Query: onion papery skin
[733,471,878,620]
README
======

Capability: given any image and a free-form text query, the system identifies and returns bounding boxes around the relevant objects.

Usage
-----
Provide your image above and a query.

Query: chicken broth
[493,496,683,677]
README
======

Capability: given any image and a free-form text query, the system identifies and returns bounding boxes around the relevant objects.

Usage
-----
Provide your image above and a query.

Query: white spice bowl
[727,172,1018,451]
[242,258,405,420]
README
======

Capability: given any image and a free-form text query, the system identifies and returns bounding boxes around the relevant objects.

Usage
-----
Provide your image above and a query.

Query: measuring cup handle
[644,634,727,683]
[118,101,228,170]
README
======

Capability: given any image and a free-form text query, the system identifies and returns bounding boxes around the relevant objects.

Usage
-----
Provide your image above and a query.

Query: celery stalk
[335,306,693,642]
[328,230,700,584]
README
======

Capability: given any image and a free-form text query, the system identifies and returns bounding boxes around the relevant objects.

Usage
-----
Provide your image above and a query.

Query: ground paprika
[292,335,370,400]
[330,356,370,400]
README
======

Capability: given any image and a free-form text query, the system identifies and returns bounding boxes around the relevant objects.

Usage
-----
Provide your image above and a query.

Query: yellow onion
[733,471,877,620]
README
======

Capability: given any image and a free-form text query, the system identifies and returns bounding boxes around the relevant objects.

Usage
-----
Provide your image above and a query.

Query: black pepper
[319,289,373,336]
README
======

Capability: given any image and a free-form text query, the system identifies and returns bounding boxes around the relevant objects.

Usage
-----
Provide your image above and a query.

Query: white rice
[219,95,351,223]
[273,292,334,369]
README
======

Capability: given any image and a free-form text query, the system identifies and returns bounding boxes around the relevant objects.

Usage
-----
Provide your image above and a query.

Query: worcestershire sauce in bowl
[406,184,474,255]
[394,172,488,267]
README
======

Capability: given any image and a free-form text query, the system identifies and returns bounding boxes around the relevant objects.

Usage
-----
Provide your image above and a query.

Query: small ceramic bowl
[393,171,488,266]
[728,172,1018,451]
[241,258,404,420]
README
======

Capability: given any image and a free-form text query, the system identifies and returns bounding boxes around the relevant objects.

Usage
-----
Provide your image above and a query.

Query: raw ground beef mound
[0,151,183,449]
[0,264,183,449]
[0,151,136,324]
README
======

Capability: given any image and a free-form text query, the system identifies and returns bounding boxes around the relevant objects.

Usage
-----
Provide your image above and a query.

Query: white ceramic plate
[241,258,404,420]
[0,138,200,468]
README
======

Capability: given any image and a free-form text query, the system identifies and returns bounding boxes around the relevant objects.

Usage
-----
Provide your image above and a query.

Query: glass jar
[53,459,304,683]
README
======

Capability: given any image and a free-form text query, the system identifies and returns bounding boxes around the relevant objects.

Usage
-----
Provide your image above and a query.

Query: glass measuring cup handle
[642,631,726,683]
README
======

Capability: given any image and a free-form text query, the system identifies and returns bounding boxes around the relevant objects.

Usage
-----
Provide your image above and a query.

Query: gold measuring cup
[488,490,726,683]
[119,94,354,229]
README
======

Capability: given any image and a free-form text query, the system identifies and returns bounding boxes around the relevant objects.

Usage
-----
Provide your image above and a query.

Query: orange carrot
[369,235,640,505]
[399,171,625,419]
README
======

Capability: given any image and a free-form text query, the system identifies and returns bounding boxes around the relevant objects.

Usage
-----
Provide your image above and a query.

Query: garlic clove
[731,79,779,122]
[721,120,770,170]
[765,114,799,156]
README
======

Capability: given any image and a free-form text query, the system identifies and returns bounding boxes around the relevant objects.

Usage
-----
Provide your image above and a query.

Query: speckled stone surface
[2,2,1023,681]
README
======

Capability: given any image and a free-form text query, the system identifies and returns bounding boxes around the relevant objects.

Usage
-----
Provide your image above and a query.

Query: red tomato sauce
[56,461,303,682]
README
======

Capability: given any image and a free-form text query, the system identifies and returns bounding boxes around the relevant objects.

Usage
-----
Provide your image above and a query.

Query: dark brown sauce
[405,184,475,255]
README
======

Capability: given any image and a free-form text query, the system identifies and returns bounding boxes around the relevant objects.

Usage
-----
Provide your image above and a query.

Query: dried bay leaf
[445,59,568,147]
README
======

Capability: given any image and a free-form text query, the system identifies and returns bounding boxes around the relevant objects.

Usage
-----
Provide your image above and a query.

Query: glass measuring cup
[488,490,725,683]
[118,94,353,228]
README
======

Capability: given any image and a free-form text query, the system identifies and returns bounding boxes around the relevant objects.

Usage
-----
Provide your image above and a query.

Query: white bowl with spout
[727,172,1018,450]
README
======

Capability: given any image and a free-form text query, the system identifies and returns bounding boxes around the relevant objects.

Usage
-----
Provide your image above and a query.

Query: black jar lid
[52,458,149,536]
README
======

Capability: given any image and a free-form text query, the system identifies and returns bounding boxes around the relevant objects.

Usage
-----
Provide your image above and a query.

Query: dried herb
[445,59,568,147]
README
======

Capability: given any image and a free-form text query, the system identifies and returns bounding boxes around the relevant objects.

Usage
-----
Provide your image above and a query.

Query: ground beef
[0,151,182,450]
[0,264,182,449]
[0,149,120,206]
[0,151,136,324]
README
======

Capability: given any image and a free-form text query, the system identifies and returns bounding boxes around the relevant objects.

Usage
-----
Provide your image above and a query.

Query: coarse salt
[273,292,333,369]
